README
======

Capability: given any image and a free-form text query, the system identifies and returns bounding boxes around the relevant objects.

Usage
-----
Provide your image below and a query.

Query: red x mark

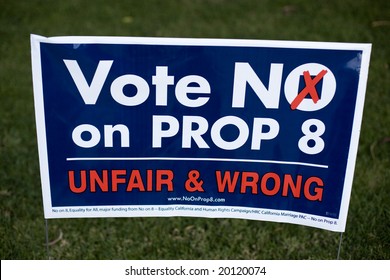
[290,69,328,110]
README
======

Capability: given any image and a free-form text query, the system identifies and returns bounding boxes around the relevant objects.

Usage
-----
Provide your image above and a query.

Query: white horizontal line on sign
[66,157,328,169]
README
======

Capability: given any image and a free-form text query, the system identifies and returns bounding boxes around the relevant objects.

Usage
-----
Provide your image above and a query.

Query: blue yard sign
[31,35,371,232]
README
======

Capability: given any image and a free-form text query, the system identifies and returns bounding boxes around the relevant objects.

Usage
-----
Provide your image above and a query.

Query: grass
[1,0,389,259]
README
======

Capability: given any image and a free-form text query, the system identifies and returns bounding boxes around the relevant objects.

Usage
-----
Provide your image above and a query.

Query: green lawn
[1,0,389,259]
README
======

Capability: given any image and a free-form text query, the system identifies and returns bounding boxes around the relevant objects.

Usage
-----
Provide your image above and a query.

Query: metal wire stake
[337,232,343,260]
[45,219,50,260]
